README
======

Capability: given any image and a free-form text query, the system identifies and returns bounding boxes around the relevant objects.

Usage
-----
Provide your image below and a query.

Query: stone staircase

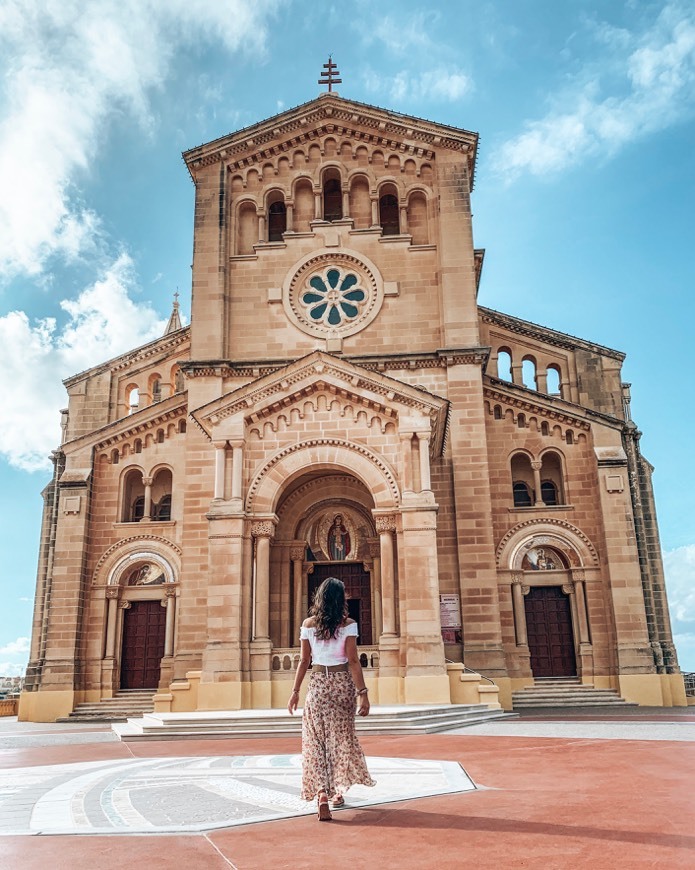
[512,678,637,710]
[112,703,511,741]
[57,690,156,722]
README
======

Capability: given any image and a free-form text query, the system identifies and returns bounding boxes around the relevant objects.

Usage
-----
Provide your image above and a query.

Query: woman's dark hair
[310,577,346,639]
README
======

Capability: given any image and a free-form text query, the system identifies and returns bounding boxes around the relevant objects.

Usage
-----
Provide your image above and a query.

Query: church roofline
[182,93,479,187]
[62,325,190,389]
[479,306,625,361]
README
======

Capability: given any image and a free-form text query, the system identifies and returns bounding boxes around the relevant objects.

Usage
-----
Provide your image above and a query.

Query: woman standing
[287,576,375,821]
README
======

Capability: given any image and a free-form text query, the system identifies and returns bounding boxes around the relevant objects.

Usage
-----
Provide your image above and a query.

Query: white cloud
[0,0,279,281]
[356,10,439,55]
[0,253,165,472]
[0,637,29,656]
[363,67,473,105]
[664,544,695,671]
[492,2,695,180]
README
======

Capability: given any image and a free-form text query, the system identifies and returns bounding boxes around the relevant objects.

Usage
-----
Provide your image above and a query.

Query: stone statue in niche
[128,563,165,586]
[327,514,351,560]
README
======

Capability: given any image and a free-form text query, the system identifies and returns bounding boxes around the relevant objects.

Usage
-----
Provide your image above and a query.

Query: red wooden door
[309,563,373,644]
[120,600,166,689]
[524,586,576,677]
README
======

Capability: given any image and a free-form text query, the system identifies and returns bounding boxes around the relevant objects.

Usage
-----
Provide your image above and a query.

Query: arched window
[153,493,172,521]
[522,358,537,390]
[111,448,119,465]
[268,200,286,241]
[541,480,559,506]
[493,405,502,420]
[379,193,399,235]
[323,177,342,222]
[128,387,139,414]
[122,468,145,522]
[541,421,549,436]
[156,429,165,444]
[178,419,186,434]
[540,451,564,505]
[151,468,173,522]
[134,439,142,454]
[517,413,526,429]
[546,366,561,395]
[497,349,512,381]
[151,379,161,403]
[131,496,145,522]
[236,201,258,255]
[513,482,533,508]
[566,430,574,445]
[511,453,535,507]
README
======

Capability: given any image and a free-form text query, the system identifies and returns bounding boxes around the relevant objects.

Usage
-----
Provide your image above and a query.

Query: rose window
[300,268,366,327]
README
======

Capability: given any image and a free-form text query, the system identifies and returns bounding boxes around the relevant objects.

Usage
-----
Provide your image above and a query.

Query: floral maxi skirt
[301,671,376,800]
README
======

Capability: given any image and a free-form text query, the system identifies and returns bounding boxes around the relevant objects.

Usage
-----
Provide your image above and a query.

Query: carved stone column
[104,587,120,658]
[314,189,322,220]
[511,572,528,647]
[511,362,523,386]
[376,515,397,638]
[531,460,543,506]
[290,544,305,644]
[342,187,349,219]
[417,431,432,493]
[258,212,266,244]
[141,476,153,521]
[252,520,275,641]
[368,540,382,643]
[164,586,176,657]
[229,439,244,506]
[370,197,379,226]
[285,200,294,232]
[399,203,408,234]
[399,432,415,495]
[213,441,227,500]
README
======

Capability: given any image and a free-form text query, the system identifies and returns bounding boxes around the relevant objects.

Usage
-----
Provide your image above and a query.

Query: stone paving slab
[0,754,476,836]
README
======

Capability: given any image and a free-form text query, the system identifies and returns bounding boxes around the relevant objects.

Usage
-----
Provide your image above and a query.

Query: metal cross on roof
[318,56,342,93]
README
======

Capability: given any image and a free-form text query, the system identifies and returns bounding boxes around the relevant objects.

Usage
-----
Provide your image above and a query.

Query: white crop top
[300,622,359,666]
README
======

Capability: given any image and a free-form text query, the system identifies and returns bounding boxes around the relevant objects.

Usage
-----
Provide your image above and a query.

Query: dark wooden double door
[120,600,166,689]
[524,586,576,677]
[309,563,373,645]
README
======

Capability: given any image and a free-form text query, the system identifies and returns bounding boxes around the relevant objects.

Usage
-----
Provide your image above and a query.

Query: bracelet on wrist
[290,689,299,695]
[356,687,368,695]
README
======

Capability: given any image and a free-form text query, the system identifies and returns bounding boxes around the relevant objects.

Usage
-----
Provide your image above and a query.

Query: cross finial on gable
[318,55,342,93]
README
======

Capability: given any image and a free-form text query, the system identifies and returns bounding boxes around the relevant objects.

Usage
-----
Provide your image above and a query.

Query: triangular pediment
[191,351,449,453]
[183,93,478,182]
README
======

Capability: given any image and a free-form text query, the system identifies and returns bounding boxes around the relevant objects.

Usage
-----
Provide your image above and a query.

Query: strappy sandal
[330,795,344,809]
[317,792,332,821]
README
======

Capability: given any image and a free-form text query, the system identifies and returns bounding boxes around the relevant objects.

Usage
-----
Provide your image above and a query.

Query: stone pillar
[399,505,450,703]
[285,201,294,232]
[290,545,305,644]
[511,575,528,647]
[342,187,349,219]
[104,588,119,658]
[531,460,543,506]
[370,197,379,226]
[376,517,397,638]
[536,370,548,393]
[230,440,244,507]
[258,212,266,244]
[213,441,227,500]
[369,540,382,643]
[249,519,276,708]
[417,431,432,492]
[511,362,523,386]
[399,432,415,495]
[314,189,322,220]
[141,476,153,521]
[164,588,176,657]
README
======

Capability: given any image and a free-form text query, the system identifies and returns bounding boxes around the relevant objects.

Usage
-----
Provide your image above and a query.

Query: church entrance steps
[512,679,637,710]
[112,704,512,741]
[57,690,156,723]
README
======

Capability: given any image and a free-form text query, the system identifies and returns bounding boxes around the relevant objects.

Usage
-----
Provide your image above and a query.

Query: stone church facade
[20,92,685,721]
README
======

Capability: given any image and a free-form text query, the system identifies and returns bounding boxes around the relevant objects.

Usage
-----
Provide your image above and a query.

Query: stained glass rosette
[300,267,366,327]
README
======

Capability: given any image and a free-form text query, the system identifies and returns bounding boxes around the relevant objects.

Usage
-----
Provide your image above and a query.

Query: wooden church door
[120,600,166,689]
[524,586,577,677]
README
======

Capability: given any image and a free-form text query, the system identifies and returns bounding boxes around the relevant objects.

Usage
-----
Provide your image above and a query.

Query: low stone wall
[0,698,18,717]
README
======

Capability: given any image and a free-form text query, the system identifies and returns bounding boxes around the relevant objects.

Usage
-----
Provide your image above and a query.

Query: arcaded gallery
[20,82,686,722]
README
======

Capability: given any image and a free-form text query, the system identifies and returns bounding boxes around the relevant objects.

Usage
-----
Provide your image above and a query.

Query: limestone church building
[20,85,686,721]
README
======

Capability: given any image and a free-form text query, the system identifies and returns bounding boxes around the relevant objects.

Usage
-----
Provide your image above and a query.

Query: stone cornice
[62,394,189,454]
[63,327,191,388]
[484,380,626,431]
[183,94,479,184]
[181,347,490,380]
[479,306,625,361]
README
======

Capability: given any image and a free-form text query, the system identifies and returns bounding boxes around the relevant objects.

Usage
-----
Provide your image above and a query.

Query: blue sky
[1,0,694,676]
